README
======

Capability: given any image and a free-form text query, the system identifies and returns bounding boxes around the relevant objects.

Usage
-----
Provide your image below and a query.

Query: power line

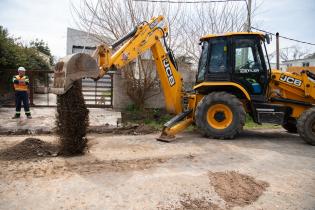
[82,0,101,53]
[132,0,245,3]
[251,26,315,46]
[133,0,315,46]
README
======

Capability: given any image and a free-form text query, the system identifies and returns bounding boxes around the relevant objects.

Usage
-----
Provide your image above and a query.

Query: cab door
[197,38,231,83]
[231,36,268,100]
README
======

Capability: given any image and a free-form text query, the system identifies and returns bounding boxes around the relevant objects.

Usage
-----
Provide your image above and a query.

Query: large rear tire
[297,108,315,145]
[282,117,297,133]
[195,92,246,139]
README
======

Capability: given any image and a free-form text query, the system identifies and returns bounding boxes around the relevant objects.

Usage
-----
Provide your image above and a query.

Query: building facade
[282,58,315,69]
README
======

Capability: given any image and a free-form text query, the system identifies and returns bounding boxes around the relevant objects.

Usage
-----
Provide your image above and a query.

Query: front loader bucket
[50,53,99,95]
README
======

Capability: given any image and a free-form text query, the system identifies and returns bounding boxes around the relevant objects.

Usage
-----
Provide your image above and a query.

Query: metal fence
[0,69,113,108]
[82,74,113,108]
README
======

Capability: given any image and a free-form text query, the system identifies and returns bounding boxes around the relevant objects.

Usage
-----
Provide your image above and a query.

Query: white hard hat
[18,66,26,71]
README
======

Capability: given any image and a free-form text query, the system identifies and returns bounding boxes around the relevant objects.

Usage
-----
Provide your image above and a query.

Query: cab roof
[200,32,265,41]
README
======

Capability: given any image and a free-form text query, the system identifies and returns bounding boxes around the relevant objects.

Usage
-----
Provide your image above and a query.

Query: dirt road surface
[0,129,314,210]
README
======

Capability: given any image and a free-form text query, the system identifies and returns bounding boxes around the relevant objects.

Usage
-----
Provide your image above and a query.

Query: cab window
[208,39,228,73]
[197,41,209,81]
[234,39,262,74]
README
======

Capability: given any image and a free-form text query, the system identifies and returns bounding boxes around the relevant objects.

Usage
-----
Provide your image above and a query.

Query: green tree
[30,39,51,55]
[0,26,20,69]
[0,26,51,70]
[30,39,54,65]
[0,26,52,94]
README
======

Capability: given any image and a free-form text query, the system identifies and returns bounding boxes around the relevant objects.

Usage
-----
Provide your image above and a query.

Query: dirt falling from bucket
[56,81,89,156]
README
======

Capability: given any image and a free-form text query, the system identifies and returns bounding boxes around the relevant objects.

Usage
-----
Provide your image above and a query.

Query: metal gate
[0,69,56,107]
[82,74,113,108]
[72,45,113,108]
[0,69,113,108]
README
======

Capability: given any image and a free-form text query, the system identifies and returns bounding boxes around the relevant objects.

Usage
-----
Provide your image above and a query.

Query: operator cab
[196,32,271,101]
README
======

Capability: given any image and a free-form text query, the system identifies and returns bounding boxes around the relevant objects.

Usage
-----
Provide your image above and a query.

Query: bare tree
[177,1,257,62]
[71,0,256,109]
[280,45,309,62]
[71,0,183,46]
[71,0,183,109]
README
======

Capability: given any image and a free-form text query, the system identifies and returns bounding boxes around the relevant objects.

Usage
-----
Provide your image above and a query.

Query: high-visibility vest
[13,75,29,91]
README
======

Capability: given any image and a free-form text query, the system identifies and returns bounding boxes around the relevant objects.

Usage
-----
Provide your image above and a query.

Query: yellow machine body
[51,16,315,144]
[269,69,315,118]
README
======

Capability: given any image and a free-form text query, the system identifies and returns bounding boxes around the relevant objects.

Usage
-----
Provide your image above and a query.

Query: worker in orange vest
[12,67,32,119]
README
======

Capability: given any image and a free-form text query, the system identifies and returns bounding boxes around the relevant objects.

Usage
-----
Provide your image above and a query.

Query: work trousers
[15,91,31,116]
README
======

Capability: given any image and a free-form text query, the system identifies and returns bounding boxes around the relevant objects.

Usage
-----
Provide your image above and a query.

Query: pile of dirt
[113,124,156,135]
[56,81,89,155]
[0,138,59,160]
[176,195,222,210]
[208,171,269,208]
[159,194,222,210]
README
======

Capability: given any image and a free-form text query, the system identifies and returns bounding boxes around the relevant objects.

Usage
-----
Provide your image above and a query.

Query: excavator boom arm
[97,16,183,114]
[52,16,183,114]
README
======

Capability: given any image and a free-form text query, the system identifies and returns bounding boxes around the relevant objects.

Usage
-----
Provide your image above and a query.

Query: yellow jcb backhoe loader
[51,16,315,145]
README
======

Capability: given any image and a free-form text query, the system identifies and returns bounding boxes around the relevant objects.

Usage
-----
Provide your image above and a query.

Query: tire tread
[195,92,246,139]
[297,107,315,145]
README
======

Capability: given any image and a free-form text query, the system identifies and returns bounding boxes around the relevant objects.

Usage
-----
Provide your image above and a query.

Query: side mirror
[265,34,271,44]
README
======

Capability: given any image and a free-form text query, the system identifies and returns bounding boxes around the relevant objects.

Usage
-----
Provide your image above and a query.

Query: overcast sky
[1,0,314,58]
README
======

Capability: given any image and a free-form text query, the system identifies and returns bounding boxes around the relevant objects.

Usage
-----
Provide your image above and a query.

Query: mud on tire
[297,107,315,146]
[195,92,246,139]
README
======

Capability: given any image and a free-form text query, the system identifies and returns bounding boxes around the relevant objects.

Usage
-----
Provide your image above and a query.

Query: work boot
[26,115,32,119]
[12,115,20,119]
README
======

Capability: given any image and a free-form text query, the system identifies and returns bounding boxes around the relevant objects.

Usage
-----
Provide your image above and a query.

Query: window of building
[286,63,292,67]
[302,62,310,67]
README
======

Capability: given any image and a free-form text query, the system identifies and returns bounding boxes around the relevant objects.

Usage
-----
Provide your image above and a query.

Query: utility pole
[245,0,252,31]
[276,32,280,70]
[242,0,252,65]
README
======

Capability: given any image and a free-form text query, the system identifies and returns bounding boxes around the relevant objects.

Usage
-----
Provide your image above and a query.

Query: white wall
[66,28,112,55]
[282,58,315,69]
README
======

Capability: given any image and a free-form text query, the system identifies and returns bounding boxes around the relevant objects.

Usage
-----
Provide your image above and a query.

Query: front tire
[297,108,315,145]
[195,92,246,139]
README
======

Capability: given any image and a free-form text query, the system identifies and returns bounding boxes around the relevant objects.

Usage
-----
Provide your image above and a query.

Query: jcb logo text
[163,59,175,87]
[279,74,302,87]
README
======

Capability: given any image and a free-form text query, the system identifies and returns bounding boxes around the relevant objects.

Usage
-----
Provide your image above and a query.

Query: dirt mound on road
[208,171,269,208]
[160,194,223,210]
[177,195,222,210]
[56,81,89,156]
[113,124,156,135]
[0,138,59,160]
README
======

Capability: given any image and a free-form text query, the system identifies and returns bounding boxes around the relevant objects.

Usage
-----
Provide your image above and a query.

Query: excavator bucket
[50,53,99,95]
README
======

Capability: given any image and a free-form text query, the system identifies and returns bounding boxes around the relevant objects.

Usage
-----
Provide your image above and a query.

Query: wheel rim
[207,104,233,129]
